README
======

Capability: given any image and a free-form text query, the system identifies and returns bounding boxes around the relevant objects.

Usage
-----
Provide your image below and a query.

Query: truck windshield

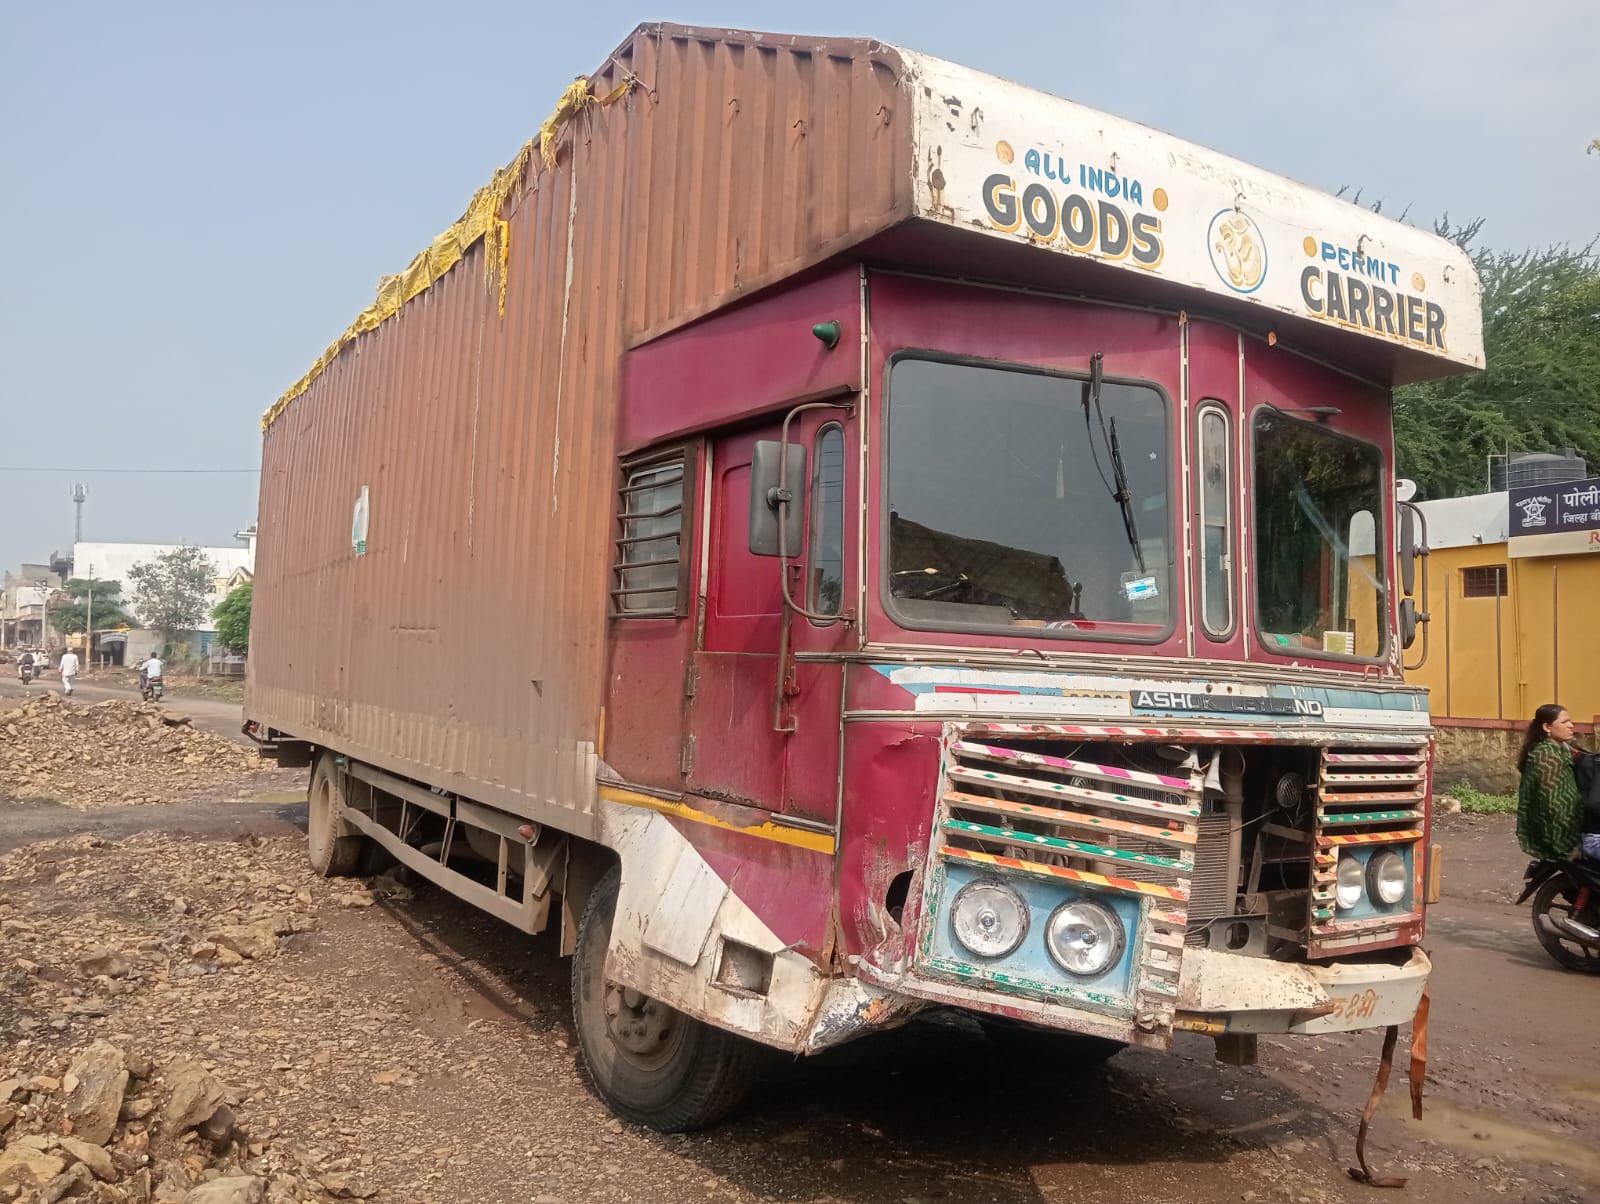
[885,357,1170,637]
[1253,410,1386,658]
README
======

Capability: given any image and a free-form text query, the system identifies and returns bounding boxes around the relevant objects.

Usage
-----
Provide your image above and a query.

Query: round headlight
[950,880,1028,959]
[1335,855,1365,910]
[1367,849,1408,906]
[1044,900,1124,977]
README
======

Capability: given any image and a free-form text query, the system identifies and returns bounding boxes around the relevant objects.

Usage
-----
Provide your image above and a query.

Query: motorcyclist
[17,650,34,681]
[139,653,164,697]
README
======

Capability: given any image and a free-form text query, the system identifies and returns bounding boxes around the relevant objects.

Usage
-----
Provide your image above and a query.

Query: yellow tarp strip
[262,76,632,432]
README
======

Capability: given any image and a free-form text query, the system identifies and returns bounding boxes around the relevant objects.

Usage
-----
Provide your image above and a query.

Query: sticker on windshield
[1122,573,1159,602]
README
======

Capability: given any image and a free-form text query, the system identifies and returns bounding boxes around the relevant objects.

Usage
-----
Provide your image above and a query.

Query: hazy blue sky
[2,2,1595,575]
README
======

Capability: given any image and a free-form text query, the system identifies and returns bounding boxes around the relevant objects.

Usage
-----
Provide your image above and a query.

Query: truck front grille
[1183,811,1237,945]
[932,731,1204,1033]
[1309,742,1429,951]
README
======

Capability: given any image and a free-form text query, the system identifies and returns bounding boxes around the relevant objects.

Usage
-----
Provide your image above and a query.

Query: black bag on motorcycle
[1576,750,1600,836]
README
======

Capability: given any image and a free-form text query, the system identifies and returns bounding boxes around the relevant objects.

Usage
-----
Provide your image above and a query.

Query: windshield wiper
[1081,351,1146,574]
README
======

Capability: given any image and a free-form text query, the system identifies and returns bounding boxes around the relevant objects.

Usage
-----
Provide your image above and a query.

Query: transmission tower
[71,483,88,545]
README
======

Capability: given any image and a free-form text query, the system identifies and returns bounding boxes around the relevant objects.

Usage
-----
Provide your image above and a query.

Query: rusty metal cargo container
[247,25,914,829]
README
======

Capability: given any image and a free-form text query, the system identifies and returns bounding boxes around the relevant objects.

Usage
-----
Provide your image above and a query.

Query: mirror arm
[775,400,856,626]
[1400,500,1431,672]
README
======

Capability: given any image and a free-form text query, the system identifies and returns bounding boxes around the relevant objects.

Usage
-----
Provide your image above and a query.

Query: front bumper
[1173,946,1430,1035]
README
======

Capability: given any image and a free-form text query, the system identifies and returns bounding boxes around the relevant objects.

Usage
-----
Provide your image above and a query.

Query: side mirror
[1399,506,1417,596]
[1399,597,1419,650]
[747,440,806,557]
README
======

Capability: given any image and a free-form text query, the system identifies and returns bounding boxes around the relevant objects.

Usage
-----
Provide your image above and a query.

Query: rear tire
[1532,876,1600,973]
[979,1019,1127,1069]
[572,866,757,1131]
[307,755,367,878]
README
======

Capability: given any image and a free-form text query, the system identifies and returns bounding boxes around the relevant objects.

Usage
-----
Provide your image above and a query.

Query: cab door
[688,408,855,827]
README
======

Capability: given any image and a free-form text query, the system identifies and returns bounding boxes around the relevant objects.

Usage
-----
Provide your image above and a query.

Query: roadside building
[72,536,255,661]
[1405,480,1600,791]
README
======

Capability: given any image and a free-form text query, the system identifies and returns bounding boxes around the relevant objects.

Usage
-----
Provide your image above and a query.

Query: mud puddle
[1386,1092,1600,1182]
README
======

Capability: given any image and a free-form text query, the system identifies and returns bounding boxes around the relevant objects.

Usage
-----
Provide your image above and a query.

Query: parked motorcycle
[1518,857,1600,973]
[139,674,164,703]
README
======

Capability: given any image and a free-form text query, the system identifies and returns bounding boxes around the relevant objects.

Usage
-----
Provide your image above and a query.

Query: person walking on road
[1516,703,1584,861]
[57,648,80,697]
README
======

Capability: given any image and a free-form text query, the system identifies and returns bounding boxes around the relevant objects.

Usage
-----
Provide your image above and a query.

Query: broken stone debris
[0,696,264,808]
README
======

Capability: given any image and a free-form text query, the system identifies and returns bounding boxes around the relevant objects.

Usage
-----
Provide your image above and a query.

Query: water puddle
[1385,1093,1600,1182]
[251,789,309,805]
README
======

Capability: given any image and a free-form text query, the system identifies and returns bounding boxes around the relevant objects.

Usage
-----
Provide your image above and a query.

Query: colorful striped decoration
[939,845,1190,902]
[1324,750,1427,765]
[952,740,1194,791]
[1317,829,1424,847]
[941,818,1194,872]
[1320,810,1424,825]
[946,764,1201,819]
[1320,789,1427,805]
[942,790,1197,846]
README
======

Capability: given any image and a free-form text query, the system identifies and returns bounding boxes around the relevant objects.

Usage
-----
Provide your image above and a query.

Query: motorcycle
[1518,857,1600,973]
[139,674,164,703]
[18,662,34,685]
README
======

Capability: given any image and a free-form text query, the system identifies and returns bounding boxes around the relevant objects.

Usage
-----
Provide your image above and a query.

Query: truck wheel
[571,866,756,1131]
[978,1018,1126,1069]
[307,755,367,878]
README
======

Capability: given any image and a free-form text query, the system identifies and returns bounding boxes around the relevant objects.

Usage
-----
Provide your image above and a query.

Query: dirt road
[0,674,246,742]
[1,776,1592,1204]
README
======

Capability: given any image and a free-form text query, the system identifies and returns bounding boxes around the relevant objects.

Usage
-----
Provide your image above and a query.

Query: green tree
[1392,225,1600,498]
[211,582,253,651]
[47,578,133,635]
[128,546,218,638]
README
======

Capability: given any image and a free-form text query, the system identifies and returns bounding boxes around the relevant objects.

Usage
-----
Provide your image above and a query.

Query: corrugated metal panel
[246,24,912,829]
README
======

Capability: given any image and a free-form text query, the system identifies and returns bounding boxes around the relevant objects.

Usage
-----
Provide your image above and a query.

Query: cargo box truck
[246,22,1483,1130]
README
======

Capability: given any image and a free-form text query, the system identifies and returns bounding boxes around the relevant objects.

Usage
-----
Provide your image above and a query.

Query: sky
[2,1,1596,576]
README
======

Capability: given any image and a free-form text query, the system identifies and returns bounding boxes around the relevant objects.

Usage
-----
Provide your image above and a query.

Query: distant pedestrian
[1516,703,1583,861]
[57,648,80,697]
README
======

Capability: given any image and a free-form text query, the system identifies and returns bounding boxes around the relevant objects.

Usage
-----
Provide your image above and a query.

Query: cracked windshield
[887,357,1169,635]
[1253,409,1385,657]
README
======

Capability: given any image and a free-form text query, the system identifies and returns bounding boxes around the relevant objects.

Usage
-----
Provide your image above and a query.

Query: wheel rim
[604,983,686,1068]
[577,882,690,1074]
[309,773,331,865]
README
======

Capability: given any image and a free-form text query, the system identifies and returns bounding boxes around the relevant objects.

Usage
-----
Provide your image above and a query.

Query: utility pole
[86,564,94,670]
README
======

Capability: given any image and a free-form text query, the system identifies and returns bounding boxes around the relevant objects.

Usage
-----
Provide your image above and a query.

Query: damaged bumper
[1173,946,1430,1035]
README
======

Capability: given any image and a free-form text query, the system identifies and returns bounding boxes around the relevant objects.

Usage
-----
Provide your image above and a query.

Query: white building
[73,539,254,635]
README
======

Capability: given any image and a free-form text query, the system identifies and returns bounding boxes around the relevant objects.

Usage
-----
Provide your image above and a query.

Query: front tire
[571,866,756,1131]
[307,754,367,878]
[1532,876,1600,973]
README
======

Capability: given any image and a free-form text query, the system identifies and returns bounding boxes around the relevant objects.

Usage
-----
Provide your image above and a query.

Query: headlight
[950,880,1028,959]
[1367,849,1408,906]
[1335,855,1365,910]
[1044,900,1124,977]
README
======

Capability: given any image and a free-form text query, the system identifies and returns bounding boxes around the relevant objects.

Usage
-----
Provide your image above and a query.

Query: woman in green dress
[1516,703,1583,861]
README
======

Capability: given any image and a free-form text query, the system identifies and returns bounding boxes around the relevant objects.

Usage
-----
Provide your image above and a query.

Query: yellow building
[1406,491,1600,724]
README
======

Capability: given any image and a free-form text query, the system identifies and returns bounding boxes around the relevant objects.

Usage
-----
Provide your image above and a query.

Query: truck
[245,22,1484,1131]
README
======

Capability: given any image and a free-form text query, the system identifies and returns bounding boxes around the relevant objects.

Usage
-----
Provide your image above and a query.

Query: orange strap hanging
[1347,985,1429,1189]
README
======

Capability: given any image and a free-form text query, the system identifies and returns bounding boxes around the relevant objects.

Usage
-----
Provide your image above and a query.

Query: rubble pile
[0,834,382,1203]
[0,698,262,808]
